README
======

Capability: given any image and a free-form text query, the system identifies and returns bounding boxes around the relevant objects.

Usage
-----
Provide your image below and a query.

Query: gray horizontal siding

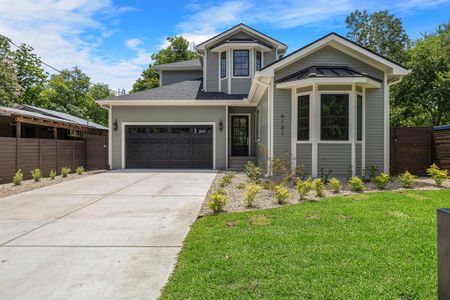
[256,90,268,170]
[273,87,291,159]
[318,143,352,178]
[297,143,312,176]
[161,70,202,86]
[263,49,276,67]
[220,78,228,93]
[206,51,219,92]
[230,78,251,94]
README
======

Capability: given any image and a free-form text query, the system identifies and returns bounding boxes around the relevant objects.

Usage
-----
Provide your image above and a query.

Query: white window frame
[220,51,227,79]
[295,91,312,143]
[319,91,351,143]
[255,50,263,71]
[232,49,251,79]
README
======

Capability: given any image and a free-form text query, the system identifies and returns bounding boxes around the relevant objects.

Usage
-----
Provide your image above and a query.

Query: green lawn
[161,190,450,299]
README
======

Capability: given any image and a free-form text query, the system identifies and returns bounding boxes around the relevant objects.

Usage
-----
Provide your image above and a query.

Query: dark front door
[125,125,213,169]
[231,116,249,156]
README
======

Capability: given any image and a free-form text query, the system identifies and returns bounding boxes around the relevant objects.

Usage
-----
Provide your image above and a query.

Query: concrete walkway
[0,170,216,300]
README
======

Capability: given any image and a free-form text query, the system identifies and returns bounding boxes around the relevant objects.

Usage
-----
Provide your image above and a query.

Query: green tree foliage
[345,10,410,64]
[0,36,21,106]
[391,23,450,126]
[131,36,197,92]
[87,83,114,126]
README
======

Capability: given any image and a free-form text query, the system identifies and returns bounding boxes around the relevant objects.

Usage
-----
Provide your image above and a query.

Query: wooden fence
[0,136,107,183]
[390,127,432,175]
[434,129,450,171]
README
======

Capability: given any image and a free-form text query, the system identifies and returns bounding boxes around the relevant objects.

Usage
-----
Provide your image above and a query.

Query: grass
[161,190,450,299]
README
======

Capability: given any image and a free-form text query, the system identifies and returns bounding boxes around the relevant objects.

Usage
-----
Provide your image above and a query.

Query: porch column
[311,83,318,178]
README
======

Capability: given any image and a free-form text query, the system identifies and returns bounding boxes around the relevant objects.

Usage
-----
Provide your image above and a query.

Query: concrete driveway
[0,170,216,300]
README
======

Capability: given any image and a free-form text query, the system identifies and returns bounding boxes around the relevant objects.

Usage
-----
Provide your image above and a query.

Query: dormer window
[256,51,262,71]
[220,52,227,78]
[233,50,249,77]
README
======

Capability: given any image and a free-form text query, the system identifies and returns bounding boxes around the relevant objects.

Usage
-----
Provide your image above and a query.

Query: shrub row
[10,166,85,186]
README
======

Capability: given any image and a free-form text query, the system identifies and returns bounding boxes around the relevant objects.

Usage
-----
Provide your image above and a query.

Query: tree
[13,43,47,106]
[345,10,410,64]
[0,35,20,106]
[131,36,197,93]
[86,83,114,126]
[391,23,450,126]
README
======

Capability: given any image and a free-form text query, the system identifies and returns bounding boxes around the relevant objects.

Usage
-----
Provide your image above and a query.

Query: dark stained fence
[434,130,450,171]
[0,136,107,183]
[86,135,108,170]
[390,127,432,175]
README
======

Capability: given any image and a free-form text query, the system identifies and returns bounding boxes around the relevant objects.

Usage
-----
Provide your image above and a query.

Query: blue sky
[0,0,449,91]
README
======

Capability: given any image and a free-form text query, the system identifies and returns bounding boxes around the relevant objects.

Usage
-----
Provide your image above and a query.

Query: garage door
[125,125,213,169]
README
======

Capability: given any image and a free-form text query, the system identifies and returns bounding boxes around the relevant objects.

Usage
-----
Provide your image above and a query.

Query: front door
[231,115,249,156]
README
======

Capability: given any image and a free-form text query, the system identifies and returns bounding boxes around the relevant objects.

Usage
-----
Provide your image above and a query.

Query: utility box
[438,208,450,300]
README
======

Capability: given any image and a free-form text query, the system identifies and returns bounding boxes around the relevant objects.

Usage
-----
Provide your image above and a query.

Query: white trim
[97,100,255,106]
[204,51,207,91]
[120,122,216,170]
[384,72,389,173]
[219,51,228,92]
[295,91,313,143]
[225,105,229,169]
[350,84,356,177]
[276,77,381,89]
[269,80,274,176]
[311,83,318,177]
[231,49,252,79]
[211,42,271,53]
[229,113,251,157]
[227,49,231,94]
[108,105,112,168]
[291,87,297,171]
[195,24,288,51]
[362,88,366,176]
[259,33,408,77]
[158,71,162,87]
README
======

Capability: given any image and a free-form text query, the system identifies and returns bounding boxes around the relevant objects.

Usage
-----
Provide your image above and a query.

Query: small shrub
[294,165,308,181]
[274,185,290,204]
[371,172,391,190]
[12,169,23,186]
[219,171,235,187]
[237,182,246,189]
[216,188,227,195]
[329,177,342,193]
[207,191,228,213]
[398,171,416,188]
[49,170,57,179]
[261,180,276,191]
[61,167,70,178]
[296,179,313,200]
[31,168,42,182]
[245,161,262,182]
[427,163,448,187]
[348,176,364,192]
[244,183,261,207]
[312,178,325,197]
[319,168,332,184]
[76,166,85,175]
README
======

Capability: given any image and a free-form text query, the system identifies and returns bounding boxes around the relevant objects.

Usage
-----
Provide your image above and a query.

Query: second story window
[220,52,227,78]
[233,50,249,77]
[256,51,262,71]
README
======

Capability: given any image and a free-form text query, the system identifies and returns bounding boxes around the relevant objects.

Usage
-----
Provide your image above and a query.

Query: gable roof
[260,32,408,76]
[153,59,202,71]
[100,79,247,101]
[196,23,287,51]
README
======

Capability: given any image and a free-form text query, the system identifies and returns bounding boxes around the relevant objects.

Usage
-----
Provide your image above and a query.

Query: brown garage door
[125,125,213,169]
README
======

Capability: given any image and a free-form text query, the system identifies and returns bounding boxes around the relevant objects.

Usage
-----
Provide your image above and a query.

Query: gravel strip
[199,172,450,216]
[0,170,105,199]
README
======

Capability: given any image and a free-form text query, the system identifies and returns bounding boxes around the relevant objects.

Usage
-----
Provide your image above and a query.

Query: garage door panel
[125,125,213,169]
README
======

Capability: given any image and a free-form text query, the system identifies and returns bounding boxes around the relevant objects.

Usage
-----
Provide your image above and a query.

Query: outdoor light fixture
[113,119,118,131]
[218,119,223,131]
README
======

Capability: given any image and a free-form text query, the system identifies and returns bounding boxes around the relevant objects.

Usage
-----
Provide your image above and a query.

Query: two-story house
[97,23,408,178]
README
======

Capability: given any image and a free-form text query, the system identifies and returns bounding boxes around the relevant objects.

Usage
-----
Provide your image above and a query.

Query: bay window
[297,95,310,140]
[320,94,349,140]
[233,50,249,77]
[220,52,227,78]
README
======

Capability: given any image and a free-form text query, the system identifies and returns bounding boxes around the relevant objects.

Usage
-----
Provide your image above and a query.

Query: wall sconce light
[113,119,118,131]
[218,119,223,131]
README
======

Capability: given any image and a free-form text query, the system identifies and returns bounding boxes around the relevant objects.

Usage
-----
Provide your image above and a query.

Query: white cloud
[0,0,148,91]
[126,38,143,49]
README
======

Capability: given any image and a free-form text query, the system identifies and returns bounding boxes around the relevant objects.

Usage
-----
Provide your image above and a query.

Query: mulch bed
[199,171,450,216]
[0,170,105,199]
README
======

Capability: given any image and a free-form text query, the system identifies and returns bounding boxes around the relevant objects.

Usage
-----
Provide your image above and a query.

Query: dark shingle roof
[153,59,202,71]
[104,79,247,101]
[276,66,382,84]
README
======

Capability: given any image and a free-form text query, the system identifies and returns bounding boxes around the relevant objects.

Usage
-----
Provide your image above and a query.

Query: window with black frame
[321,94,349,140]
[233,50,249,76]
[297,95,310,140]
[256,51,262,71]
[220,52,226,78]
[357,94,363,141]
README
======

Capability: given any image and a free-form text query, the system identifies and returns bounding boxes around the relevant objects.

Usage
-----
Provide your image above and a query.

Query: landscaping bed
[162,190,450,299]
[0,170,105,199]
[200,171,450,215]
